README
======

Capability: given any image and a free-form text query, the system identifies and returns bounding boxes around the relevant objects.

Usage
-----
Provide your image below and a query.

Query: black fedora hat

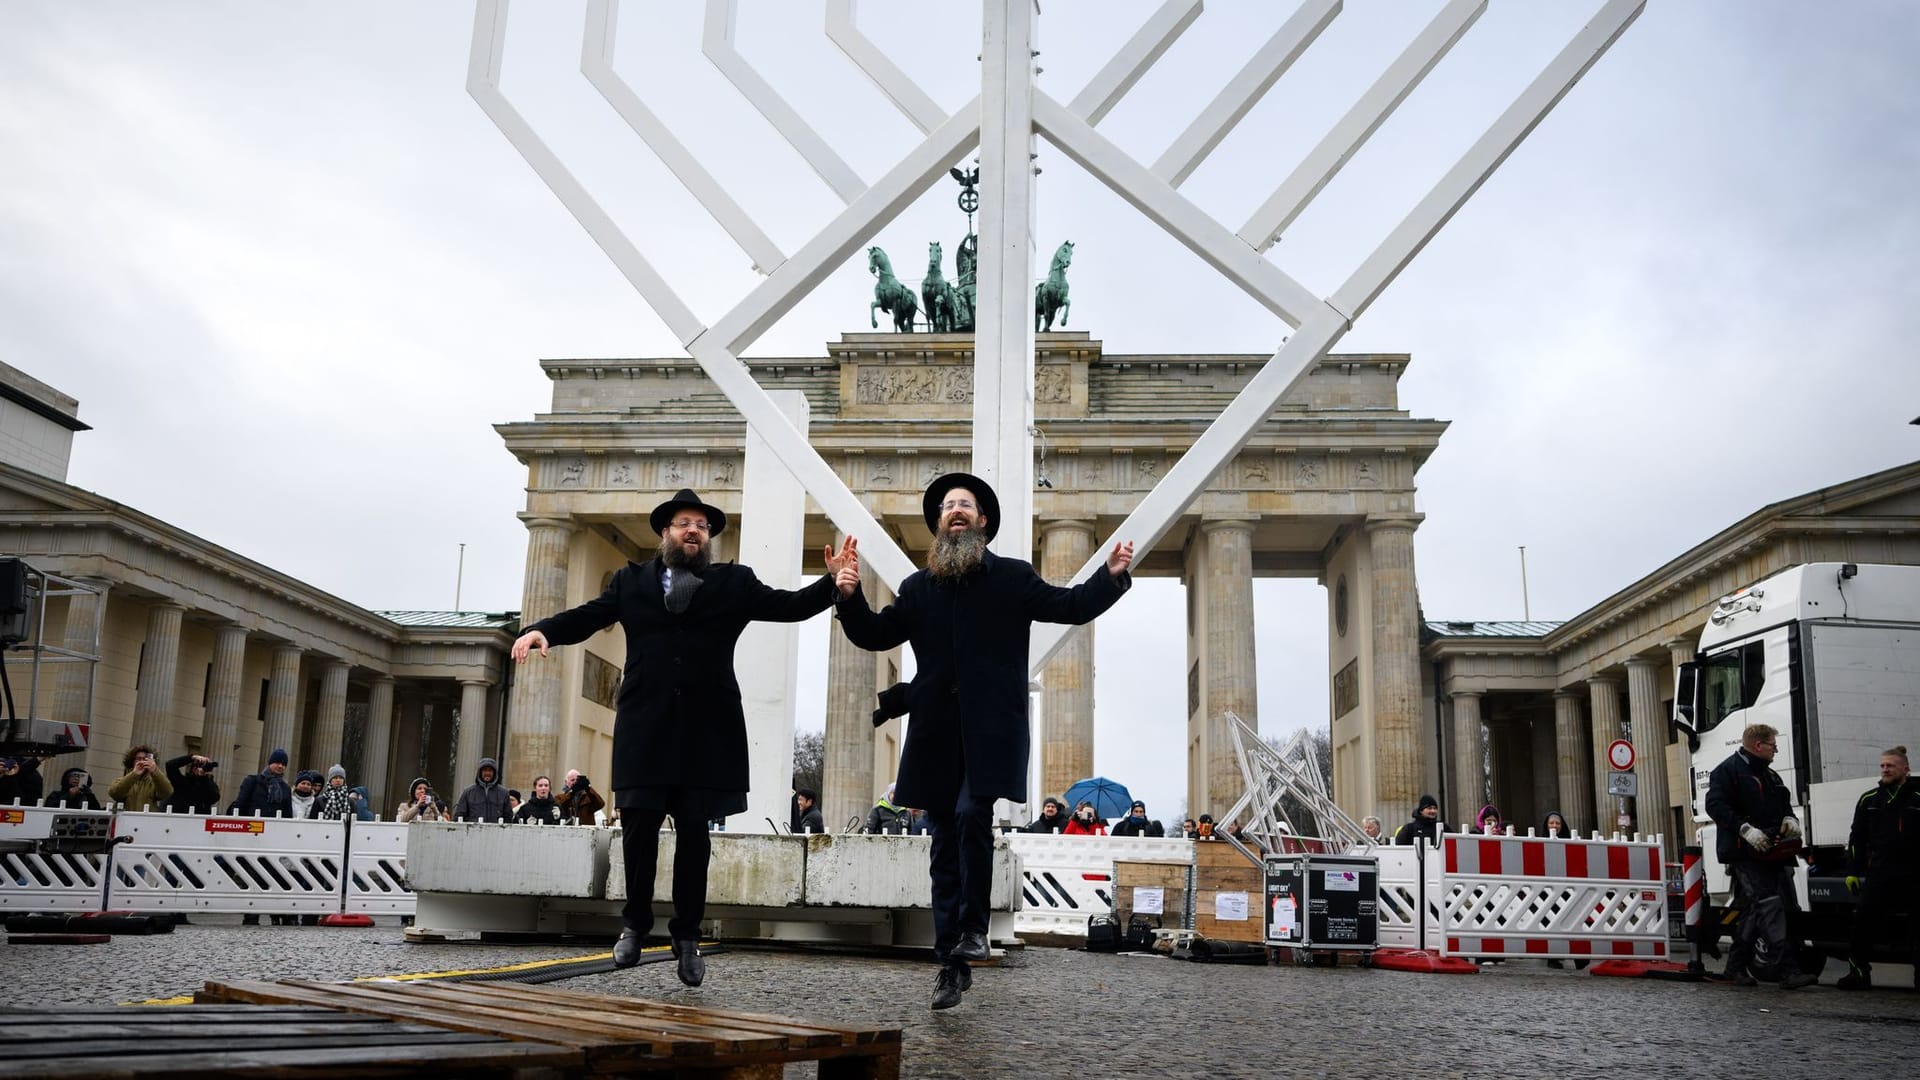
[649,489,727,536]
[922,472,1000,541]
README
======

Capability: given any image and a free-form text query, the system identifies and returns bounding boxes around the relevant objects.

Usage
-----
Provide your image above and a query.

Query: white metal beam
[1028,304,1351,675]
[699,100,981,358]
[1035,93,1321,329]
[1331,0,1645,322]
[583,0,786,274]
[703,0,866,203]
[468,0,706,347]
[1238,0,1485,251]
[973,0,1039,562]
[826,0,948,134]
[1068,0,1204,125]
[1150,0,1341,188]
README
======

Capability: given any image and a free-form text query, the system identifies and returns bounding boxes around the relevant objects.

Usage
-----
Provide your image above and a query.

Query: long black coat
[834,551,1128,812]
[529,558,837,794]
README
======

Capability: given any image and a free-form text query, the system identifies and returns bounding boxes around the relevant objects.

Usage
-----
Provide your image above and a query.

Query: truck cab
[1673,562,1919,958]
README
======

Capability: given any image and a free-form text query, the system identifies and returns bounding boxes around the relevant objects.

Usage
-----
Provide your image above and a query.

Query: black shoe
[1547,959,1565,969]
[612,929,641,969]
[951,931,989,961]
[932,965,966,1010]
[1727,969,1758,987]
[671,939,705,987]
[1779,971,1817,990]
[1834,969,1870,991]
[241,914,259,926]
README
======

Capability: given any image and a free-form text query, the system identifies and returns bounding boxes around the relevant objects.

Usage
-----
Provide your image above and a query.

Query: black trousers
[1728,860,1800,979]
[1847,876,1919,976]
[926,766,996,965]
[620,807,712,941]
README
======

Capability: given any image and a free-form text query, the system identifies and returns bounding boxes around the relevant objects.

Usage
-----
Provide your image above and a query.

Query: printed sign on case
[1133,886,1165,915]
[1324,870,1359,892]
[1215,891,1249,921]
[1272,893,1297,936]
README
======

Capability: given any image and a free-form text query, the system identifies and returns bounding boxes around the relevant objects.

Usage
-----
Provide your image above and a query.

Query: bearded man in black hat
[832,472,1134,1009]
[511,489,858,986]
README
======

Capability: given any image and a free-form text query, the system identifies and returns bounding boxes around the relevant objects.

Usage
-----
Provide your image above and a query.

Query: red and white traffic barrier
[1436,832,1668,961]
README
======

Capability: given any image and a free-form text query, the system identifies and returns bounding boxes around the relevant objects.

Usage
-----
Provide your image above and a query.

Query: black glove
[873,683,910,728]
[572,775,592,792]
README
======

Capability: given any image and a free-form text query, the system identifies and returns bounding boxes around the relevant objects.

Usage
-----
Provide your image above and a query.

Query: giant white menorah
[469,0,1642,681]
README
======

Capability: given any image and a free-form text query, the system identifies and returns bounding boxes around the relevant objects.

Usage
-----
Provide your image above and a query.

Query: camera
[197,759,218,771]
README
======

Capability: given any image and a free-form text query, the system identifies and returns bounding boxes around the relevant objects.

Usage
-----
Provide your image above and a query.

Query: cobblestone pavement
[7,918,1916,1078]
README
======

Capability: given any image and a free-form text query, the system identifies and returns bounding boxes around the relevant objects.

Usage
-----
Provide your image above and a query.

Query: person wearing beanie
[1395,793,1444,846]
[230,749,293,818]
[312,764,358,820]
[290,770,320,820]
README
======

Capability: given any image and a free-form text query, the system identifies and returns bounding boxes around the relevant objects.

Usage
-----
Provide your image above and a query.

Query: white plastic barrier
[0,805,113,912]
[1006,833,1194,936]
[108,811,347,915]
[1371,844,1426,949]
[343,820,414,915]
[1435,832,1668,960]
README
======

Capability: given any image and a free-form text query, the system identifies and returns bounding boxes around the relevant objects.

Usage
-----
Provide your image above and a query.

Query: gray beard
[927,526,987,580]
[659,535,712,573]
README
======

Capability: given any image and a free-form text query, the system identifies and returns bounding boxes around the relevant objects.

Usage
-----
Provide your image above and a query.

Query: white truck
[1673,562,1918,968]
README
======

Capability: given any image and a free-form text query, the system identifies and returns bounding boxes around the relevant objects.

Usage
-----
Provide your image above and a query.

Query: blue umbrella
[1061,777,1134,820]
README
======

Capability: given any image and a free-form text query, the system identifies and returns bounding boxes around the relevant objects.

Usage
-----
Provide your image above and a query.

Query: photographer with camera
[166,753,221,814]
[107,744,172,812]
[397,777,450,823]
[555,769,605,827]
[43,767,99,810]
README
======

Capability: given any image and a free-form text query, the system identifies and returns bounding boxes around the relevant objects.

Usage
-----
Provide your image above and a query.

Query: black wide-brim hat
[649,488,728,536]
[922,472,1000,541]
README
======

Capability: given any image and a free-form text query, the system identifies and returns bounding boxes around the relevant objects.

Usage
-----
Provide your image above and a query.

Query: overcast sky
[6,2,1916,823]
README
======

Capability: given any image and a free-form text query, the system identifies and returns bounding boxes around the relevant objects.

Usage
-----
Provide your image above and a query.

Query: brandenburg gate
[495,331,1444,830]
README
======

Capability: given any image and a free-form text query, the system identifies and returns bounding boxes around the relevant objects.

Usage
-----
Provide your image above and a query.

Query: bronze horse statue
[1034,240,1072,331]
[922,242,963,333]
[869,246,919,332]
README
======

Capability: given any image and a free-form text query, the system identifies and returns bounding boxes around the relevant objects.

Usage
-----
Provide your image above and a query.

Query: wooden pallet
[199,978,903,1078]
[0,1003,580,1078]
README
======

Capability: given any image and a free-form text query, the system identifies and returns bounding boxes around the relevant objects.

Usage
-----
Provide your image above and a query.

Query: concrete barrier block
[405,822,608,896]
[801,833,1020,909]
[608,831,806,907]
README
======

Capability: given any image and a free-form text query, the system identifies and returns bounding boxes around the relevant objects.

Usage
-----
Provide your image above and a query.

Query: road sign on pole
[1607,739,1636,771]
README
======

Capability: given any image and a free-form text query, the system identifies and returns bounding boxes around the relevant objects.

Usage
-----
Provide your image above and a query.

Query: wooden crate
[1191,840,1265,943]
[1113,859,1190,930]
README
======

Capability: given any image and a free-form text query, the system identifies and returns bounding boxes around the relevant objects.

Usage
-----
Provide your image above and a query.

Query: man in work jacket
[833,471,1133,1010]
[1704,722,1817,989]
[513,489,855,987]
[1836,745,1919,990]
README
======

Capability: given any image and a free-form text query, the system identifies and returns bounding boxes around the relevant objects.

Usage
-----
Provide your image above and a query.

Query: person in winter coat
[1394,793,1443,846]
[1705,722,1816,989]
[230,749,294,818]
[165,753,221,814]
[107,744,172,811]
[290,770,321,820]
[1541,810,1575,839]
[453,758,512,823]
[397,778,451,823]
[864,785,912,834]
[43,767,100,810]
[1110,801,1163,837]
[1475,804,1504,835]
[509,489,856,986]
[556,770,605,826]
[0,756,45,805]
[1836,745,1919,990]
[833,472,1132,1010]
[515,776,564,825]
[1025,797,1069,834]
[791,787,825,834]
[1063,801,1109,836]
[349,785,376,822]
[311,765,358,820]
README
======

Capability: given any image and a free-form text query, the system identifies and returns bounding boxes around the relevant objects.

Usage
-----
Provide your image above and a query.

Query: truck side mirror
[1672,661,1700,753]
